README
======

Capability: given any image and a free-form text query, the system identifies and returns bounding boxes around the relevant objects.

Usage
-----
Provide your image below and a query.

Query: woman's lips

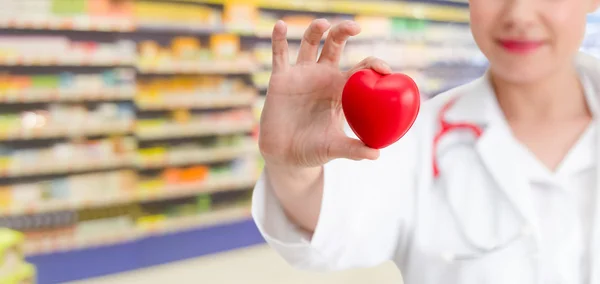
[498,40,545,54]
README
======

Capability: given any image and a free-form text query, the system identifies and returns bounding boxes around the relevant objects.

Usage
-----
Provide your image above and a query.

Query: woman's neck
[491,65,591,122]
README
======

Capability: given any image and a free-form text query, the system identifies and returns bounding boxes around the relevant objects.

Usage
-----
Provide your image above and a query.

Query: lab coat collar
[440,51,600,244]
[444,51,600,124]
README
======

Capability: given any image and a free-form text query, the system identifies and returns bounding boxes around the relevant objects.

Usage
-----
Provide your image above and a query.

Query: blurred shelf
[0,57,134,67]
[24,205,251,256]
[0,122,134,141]
[0,175,257,216]
[137,142,258,169]
[0,156,132,178]
[136,60,259,75]
[136,175,257,202]
[135,94,256,111]
[0,18,135,32]
[136,120,255,141]
[0,88,135,103]
[178,0,470,22]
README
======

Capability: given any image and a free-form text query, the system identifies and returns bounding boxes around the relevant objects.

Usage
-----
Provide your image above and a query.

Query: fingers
[345,57,392,79]
[272,20,290,73]
[328,137,380,161]
[296,19,331,64]
[318,21,361,65]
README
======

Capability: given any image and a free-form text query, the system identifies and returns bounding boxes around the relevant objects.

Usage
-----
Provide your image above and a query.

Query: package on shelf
[134,1,222,30]
[137,134,256,167]
[223,1,259,33]
[137,35,256,73]
[136,108,254,134]
[251,71,271,90]
[0,69,136,101]
[76,204,140,240]
[136,75,256,109]
[0,103,134,139]
[0,36,135,65]
[88,0,134,19]
[0,0,134,30]
[354,16,392,39]
[138,152,257,188]
[0,136,136,175]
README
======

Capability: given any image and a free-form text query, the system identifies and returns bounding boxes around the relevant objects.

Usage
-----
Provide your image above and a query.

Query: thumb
[328,137,380,161]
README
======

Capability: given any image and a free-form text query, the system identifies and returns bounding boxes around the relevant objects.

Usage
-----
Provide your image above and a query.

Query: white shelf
[23,205,251,256]
[136,121,255,141]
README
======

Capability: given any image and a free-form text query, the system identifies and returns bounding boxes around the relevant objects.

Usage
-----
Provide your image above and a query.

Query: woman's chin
[489,62,556,85]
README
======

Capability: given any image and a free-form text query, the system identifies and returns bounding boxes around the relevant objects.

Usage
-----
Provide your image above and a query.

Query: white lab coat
[251,52,600,284]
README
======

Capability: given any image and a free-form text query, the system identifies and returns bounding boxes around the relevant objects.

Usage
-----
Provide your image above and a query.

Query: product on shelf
[137,36,256,73]
[136,109,255,140]
[0,136,136,177]
[137,135,257,168]
[134,1,222,31]
[77,204,140,240]
[223,1,258,33]
[0,36,136,65]
[138,155,258,191]
[0,69,136,102]
[0,170,137,212]
[0,229,36,284]
[0,103,135,140]
[0,0,134,31]
[136,75,256,110]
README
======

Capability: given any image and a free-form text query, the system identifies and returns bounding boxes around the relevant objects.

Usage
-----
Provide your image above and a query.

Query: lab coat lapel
[446,76,541,241]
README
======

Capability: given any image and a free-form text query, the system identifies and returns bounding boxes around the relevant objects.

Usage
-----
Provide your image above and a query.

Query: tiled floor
[70,245,404,284]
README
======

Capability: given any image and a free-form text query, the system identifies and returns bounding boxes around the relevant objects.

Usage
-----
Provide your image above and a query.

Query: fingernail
[381,62,392,72]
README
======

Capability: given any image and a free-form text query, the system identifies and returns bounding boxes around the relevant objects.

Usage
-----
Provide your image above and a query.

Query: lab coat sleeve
[252,121,421,271]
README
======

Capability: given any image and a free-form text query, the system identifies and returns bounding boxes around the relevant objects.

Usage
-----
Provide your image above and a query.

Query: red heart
[342,69,421,149]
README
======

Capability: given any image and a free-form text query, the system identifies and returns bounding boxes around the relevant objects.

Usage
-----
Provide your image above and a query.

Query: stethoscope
[432,96,535,262]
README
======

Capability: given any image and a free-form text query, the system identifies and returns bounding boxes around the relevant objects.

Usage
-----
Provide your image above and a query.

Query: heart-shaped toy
[342,69,421,149]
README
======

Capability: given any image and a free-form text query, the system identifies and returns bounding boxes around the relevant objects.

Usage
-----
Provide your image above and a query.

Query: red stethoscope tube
[433,98,485,178]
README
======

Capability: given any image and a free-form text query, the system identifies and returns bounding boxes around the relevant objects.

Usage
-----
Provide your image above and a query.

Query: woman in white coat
[252,0,600,282]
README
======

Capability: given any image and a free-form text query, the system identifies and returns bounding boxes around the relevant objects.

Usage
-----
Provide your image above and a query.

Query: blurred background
[0,0,599,283]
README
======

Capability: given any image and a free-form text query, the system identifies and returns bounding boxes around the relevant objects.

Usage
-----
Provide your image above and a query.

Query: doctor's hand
[259,19,391,169]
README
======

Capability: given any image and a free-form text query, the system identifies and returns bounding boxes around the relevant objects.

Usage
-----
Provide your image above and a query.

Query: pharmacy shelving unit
[0,0,487,283]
